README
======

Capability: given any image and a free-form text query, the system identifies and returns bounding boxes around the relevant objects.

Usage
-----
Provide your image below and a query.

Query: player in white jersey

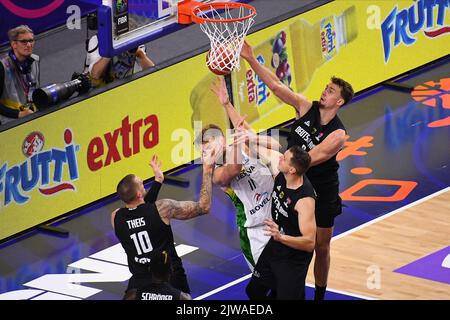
[195,77,281,270]
[226,149,274,269]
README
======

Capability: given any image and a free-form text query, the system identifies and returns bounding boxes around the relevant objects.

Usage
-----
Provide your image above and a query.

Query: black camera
[32,72,91,110]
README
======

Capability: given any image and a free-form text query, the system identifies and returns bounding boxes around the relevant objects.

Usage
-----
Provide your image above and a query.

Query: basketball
[206,48,233,76]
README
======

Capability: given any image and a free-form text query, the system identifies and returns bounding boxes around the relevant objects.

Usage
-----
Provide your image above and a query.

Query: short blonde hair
[8,25,34,42]
[194,124,224,147]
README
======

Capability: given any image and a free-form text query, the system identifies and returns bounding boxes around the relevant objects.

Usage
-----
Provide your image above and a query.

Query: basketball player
[199,77,281,271]
[111,151,215,299]
[242,142,316,300]
[136,250,192,300]
[209,78,316,299]
[240,40,354,300]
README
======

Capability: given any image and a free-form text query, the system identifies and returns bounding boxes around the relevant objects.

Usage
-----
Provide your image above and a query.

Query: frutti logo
[381,0,450,62]
[0,129,79,208]
[254,55,271,106]
[320,17,336,60]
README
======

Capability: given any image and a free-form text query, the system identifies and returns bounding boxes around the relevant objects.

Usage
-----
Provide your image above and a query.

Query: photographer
[0,25,40,125]
[86,33,154,87]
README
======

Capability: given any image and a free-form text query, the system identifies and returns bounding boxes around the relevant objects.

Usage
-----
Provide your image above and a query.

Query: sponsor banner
[226,0,450,131]
[0,1,97,46]
[2,0,449,240]
[0,55,209,240]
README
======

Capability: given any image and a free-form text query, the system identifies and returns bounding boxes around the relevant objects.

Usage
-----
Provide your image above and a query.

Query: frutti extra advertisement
[1,0,449,240]
[0,56,208,241]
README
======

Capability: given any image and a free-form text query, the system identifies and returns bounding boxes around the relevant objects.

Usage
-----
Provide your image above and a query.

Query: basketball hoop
[178,1,256,74]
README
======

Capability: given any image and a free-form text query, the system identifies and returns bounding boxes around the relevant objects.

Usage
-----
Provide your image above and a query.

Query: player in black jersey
[244,144,316,300]
[136,250,191,300]
[241,41,354,300]
[112,152,215,300]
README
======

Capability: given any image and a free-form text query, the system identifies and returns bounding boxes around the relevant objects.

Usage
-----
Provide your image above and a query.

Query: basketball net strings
[198,6,254,71]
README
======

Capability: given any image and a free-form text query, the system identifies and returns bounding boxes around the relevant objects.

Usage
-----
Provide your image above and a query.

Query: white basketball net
[194,4,256,72]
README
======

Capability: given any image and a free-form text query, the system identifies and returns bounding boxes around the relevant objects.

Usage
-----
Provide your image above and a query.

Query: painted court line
[195,274,252,300]
[332,186,450,242]
[305,283,377,300]
[196,187,449,300]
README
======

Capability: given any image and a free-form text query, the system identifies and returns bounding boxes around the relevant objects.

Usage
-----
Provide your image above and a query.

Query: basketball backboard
[89,0,243,57]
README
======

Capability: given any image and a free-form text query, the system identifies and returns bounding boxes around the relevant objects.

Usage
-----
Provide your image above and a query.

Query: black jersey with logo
[114,203,172,278]
[137,282,184,300]
[269,173,316,257]
[287,101,346,186]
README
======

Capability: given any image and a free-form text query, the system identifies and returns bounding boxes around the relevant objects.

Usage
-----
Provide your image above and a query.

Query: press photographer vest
[0,52,39,114]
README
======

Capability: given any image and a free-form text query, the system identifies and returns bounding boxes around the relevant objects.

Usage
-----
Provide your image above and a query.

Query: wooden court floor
[306,189,450,300]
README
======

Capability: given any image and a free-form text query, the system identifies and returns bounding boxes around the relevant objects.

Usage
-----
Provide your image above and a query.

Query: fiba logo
[117,15,128,25]
[22,131,45,157]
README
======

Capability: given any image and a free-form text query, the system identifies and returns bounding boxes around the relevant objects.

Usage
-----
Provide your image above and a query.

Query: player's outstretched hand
[210,76,230,106]
[202,143,218,169]
[240,40,254,61]
[150,154,164,183]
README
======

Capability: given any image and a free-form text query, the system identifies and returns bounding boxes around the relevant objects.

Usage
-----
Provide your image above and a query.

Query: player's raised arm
[211,76,252,130]
[144,154,164,203]
[309,129,347,166]
[156,148,215,223]
[197,124,243,188]
[233,128,281,178]
[211,77,282,152]
[240,40,312,118]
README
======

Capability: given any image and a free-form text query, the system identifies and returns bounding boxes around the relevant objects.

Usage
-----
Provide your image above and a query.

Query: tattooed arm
[155,160,214,224]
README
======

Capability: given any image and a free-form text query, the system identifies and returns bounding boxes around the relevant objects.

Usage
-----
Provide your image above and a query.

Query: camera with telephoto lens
[32,72,91,110]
